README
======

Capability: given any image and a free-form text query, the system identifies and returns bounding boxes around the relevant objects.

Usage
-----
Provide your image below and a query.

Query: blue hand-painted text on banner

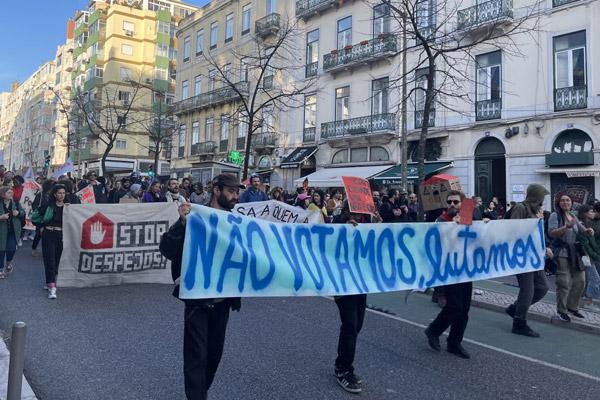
[179,205,545,299]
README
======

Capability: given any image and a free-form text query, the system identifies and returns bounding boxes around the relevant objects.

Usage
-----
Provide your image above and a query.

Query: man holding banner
[160,174,244,400]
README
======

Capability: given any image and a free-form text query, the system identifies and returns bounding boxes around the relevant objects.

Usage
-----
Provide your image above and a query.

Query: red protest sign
[458,198,474,225]
[342,176,376,215]
[76,185,96,204]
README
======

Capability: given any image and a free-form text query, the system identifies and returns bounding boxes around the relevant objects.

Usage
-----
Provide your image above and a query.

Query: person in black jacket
[160,174,243,400]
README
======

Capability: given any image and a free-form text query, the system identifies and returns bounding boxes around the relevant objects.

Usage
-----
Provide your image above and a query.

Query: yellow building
[71,0,198,176]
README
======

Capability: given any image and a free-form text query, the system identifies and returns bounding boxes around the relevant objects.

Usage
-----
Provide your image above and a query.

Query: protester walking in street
[294,193,311,210]
[39,184,68,299]
[0,187,24,279]
[119,183,143,204]
[166,178,186,206]
[111,177,132,203]
[78,171,107,203]
[189,182,210,205]
[576,205,600,310]
[58,179,82,205]
[239,174,268,203]
[506,184,550,337]
[425,190,477,359]
[160,174,243,400]
[548,194,593,321]
[180,177,192,200]
[143,181,166,203]
[31,179,56,257]
[308,189,328,222]
[333,201,369,394]
[484,201,499,220]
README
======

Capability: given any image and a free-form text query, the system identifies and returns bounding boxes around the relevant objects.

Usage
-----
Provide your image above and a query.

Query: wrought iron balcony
[553,0,580,6]
[457,0,513,32]
[415,109,435,129]
[554,86,587,112]
[323,35,397,73]
[296,0,338,20]
[476,99,502,121]
[321,113,395,139]
[191,141,217,155]
[303,127,316,142]
[174,81,249,115]
[251,133,277,149]
[255,13,280,38]
[305,62,318,78]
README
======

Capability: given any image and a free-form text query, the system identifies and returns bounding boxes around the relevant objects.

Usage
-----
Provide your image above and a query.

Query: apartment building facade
[70,0,197,176]
[396,0,600,206]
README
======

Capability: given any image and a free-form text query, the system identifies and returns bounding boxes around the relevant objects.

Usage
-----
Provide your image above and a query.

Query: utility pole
[400,12,408,192]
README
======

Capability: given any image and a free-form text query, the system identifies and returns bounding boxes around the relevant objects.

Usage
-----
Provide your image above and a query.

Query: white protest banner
[180,206,545,299]
[21,179,40,230]
[58,203,179,288]
[233,200,322,224]
[76,185,96,204]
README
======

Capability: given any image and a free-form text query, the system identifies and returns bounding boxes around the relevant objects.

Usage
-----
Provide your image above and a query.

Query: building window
[117,116,127,127]
[120,67,132,81]
[194,75,201,95]
[183,36,191,62]
[182,80,189,99]
[554,31,586,91]
[337,16,352,49]
[242,4,251,35]
[178,124,186,157]
[261,105,274,134]
[121,44,133,56]
[210,22,218,49]
[332,149,348,164]
[306,29,319,77]
[196,29,204,56]
[208,69,216,91]
[192,121,199,144]
[223,63,232,82]
[116,139,127,149]
[238,112,248,138]
[416,0,436,31]
[304,94,317,130]
[118,91,131,104]
[415,68,432,111]
[370,146,389,161]
[240,57,249,82]
[373,3,390,36]
[372,77,389,115]
[225,13,234,43]
[205,118,214,141]
[476,51,502,120]
[156,43,168,57]
[154,68,167,81]
[157,21,170,35]
[335,86,350,121]
[123,21,135,35]
[266,0,277,14]
[351,147,368,162]
[220,115,230,140]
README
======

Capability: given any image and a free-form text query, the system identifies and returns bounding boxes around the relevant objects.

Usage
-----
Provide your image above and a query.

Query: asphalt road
[1,243,599,400]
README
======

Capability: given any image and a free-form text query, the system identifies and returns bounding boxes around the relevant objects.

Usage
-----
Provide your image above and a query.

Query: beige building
[70,0,198,176]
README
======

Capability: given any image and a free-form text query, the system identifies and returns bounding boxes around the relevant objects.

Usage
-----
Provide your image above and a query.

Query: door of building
[474,137,506,205]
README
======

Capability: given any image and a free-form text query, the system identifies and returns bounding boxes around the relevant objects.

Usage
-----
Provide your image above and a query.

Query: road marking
[364,307,600,383]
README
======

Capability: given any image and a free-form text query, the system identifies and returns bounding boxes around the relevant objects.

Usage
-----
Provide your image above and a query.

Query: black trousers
[184,301,230,400]
[42,230,63,284]
[335,294,367,374]
[32,227,42,250]
[428,282,472,347]
[512,271,548,321]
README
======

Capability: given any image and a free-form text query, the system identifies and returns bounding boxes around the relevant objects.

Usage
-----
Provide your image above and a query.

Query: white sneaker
[48,287,57,299]
[17,239,22,247]
[22,236,28,241]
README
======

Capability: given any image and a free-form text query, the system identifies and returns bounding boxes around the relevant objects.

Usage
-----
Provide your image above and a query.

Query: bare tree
[70,78,145,175]
[199,18,316,180]
[382,0,540,218]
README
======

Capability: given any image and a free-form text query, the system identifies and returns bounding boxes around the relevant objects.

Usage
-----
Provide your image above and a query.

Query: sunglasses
[446,199,461,205]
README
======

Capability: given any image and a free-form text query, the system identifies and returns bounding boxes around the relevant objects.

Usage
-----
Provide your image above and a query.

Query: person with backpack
[31,179,56,257]
[505,184,551,337]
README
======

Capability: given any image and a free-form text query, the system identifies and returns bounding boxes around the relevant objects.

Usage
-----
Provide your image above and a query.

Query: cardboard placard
[342,176,376,215]
[420,174,462,211]
[459,198,474,225]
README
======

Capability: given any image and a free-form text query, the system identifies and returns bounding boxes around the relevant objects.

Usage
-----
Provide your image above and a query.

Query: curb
[471,298,600,336]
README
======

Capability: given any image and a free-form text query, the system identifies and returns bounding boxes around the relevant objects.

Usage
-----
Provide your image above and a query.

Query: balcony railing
[321,113,395,139]
[553,0,580,6]
[191,141,217,155]
[255,13,280,38]
[415,110,435,129]
[323,35,397,73]
[554,86,587,112]
[296,0,338,20]
[303,127,316,142]
[251,133,277,148]
[457,0,513,31]
[476,99,501,121]
[174,81,249,115]
[305,62,318,78]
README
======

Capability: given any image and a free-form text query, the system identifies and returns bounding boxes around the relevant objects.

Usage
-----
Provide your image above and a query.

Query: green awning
[372,162,453,185]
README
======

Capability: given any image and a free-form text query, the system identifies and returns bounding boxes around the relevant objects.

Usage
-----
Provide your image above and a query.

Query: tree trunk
[153,143,160,176]
[241,115,254,182]
[101,144,113,177]
[416,64,436,221]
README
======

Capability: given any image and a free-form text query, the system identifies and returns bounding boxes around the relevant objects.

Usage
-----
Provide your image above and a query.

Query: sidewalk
[471,279,600,335]
[0,332,37,400]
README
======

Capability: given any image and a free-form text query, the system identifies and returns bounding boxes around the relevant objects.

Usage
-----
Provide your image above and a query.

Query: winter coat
[0,200,24,251]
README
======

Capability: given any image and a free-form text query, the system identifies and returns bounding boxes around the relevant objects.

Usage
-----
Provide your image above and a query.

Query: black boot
[505,304,515,319]
[512,318,540,338]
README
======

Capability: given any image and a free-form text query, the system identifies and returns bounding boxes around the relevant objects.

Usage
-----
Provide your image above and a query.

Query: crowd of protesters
[1,163,600,397]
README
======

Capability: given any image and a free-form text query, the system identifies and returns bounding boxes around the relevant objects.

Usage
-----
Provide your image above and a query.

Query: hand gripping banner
[179,205,546,299]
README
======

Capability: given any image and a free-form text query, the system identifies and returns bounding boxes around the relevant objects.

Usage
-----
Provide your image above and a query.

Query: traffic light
[44,155,51,168]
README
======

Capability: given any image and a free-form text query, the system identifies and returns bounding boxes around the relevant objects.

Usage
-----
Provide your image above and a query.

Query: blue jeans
[0,231,17,271]
[585,262,600,299]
